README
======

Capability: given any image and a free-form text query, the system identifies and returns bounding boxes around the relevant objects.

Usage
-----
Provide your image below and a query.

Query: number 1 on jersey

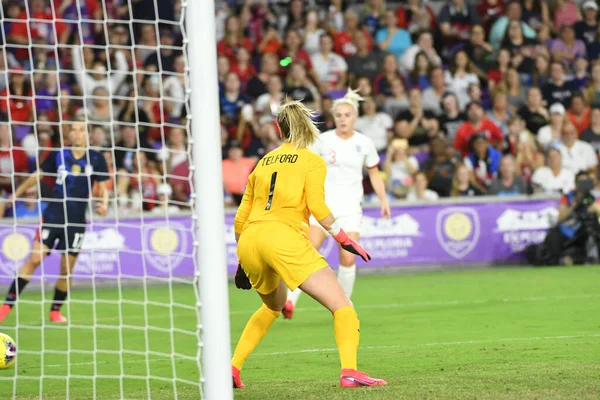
[265,171,278,210]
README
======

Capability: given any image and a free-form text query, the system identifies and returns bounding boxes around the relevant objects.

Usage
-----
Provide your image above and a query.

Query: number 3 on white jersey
[327,149,337,164]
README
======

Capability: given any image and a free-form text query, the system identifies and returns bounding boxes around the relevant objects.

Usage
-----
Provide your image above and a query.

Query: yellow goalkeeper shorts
[237,222,328,295]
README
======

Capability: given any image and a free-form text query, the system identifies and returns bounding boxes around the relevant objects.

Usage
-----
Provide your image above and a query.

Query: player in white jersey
[283,89,391,319]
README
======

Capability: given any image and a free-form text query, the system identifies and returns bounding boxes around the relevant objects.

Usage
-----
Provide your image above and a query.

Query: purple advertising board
[0,199,559,283]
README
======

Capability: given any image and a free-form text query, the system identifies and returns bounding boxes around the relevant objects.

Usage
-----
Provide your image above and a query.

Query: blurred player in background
[232,101,387,388]
[0,120,109,323]
[284,89,391,319]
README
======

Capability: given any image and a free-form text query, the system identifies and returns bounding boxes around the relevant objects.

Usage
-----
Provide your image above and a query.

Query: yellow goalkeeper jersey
[234,142,332,237]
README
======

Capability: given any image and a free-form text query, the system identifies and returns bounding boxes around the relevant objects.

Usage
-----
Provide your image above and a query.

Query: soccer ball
[0,333,16,369]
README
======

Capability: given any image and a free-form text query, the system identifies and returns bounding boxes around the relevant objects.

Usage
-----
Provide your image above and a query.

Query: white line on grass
[254,333,600,357]
[20,333,600,370]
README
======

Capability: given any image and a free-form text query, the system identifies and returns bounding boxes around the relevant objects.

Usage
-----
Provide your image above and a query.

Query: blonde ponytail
[332,88,364,115]
[276,101,320,149]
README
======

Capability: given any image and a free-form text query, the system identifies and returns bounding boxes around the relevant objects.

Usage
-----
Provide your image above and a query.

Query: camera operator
[546,171,600,265]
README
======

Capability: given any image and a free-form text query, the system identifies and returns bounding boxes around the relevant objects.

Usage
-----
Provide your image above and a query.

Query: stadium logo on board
[0,230,34,275]
[495,207,558,252]
[436,208,480,259]
[144,221,188,273]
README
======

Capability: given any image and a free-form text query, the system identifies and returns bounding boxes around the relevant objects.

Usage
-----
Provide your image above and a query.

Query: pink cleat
[0,304,12,323]
[340,369,388,388]
[282,300,295,320]
[232,366,245,388]
[49,310,67,323]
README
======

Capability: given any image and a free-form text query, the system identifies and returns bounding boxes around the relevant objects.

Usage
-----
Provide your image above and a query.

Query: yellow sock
[333,306,360,370]
[232,304,281,371]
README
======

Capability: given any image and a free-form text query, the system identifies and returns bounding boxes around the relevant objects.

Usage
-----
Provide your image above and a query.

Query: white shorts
[309,213,362,234]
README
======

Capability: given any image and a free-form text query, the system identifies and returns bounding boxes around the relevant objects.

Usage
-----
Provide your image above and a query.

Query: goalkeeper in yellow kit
[231,101,387,389]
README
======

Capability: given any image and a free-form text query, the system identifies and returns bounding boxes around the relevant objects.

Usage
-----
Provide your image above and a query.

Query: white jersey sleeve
[364,136,380,168]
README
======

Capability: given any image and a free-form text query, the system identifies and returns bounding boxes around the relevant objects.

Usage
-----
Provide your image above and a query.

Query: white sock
[287,288,303,306]
[337,264,356,298]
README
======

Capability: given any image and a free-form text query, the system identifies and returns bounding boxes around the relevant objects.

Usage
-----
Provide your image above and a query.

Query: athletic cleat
[232,366,245,388]
[282,300,294,319]
[0,304,11,323]
[340,369,388,388]
[49,310,67,323]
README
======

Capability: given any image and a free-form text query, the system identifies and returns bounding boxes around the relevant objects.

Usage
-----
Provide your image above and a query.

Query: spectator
[246,53,279,100]
[220,72,252,130]
[284,63,320,109]
[280,30,315,80]
[464,24,496,82]
[520,0,551,31]
[12,186,47,219]
[373,54,404,99]
[71,45,129,108]
[346,30,383,83]
[531,147,575,194]
[438,0,481,52]
[396,0,437,35]
[89,125,108,149]
[334,10,373,58]
[515,128,544,184]
[585,61,600,106]
[489,1,536,50]
[303,9,325,55]
[395,88,439,148]
[144,28,180,72]
[0,123,28,194]
[406,171,439,201]
[421,67,447,116]
[566,93,591,134]
[382,78,410,120]
[163,54,186,119]
[488,88,512,136]
[488,48,512,90]
[454,101,504,156]
[574,1,599,52]
[244,121,282,161]
[279,0,305,34]
[538,103,567,150]
[230,47,256,88]
[445,50,480,110]
[383,138,419,199]
[488,155,528,195]
[363,0,386,37]
[114,125,151,172]
[222,141,256,206]
[518,87,549,135]
[150,183,181,215]
[464,133,502,190]
[323,0,344,32]
[311,33,348,94]
[439,93,467,142]
[217,15,253,62]
[355,96,394,154]
[532,53,551,88]
[315,96,335,133]
[422,135,458,197]
[35,71,61,116]
[451,163,483,197]
[408,52,433,90]
[553,0,582,29]
[572,56,590,91]
[0,68,32,125]
[88,87,112,127]
[501,68,527,113]
[257,21,282,55]
[501,21,538,74]
[376,10,412,59]
[558,121,598,176]
[477,0,506,33]
[580,107,600,155]
[550,24,587,71]
[399,30,441,75]
[126,151,160,212]
[255,75,284,122]
[217,55,231,92]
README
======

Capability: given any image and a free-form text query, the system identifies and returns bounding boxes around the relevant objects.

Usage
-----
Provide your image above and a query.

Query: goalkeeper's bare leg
[0,241,50,323]
[284,225,328,319]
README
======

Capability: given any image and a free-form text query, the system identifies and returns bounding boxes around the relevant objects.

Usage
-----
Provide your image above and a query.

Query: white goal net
[0,0,207,398]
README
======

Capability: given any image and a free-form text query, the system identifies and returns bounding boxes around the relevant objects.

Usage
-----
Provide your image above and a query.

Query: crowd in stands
[217,0,600,206]
[2,0,600,221]
[0,0,188,219]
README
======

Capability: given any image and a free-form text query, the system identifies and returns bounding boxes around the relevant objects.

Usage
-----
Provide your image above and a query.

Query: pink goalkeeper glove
[330,227,371,262]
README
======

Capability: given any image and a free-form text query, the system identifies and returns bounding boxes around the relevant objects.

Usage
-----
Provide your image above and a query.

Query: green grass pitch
[0,266,598,399]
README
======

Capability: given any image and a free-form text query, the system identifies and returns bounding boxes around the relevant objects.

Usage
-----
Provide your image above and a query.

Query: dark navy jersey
[41,149,109,224]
